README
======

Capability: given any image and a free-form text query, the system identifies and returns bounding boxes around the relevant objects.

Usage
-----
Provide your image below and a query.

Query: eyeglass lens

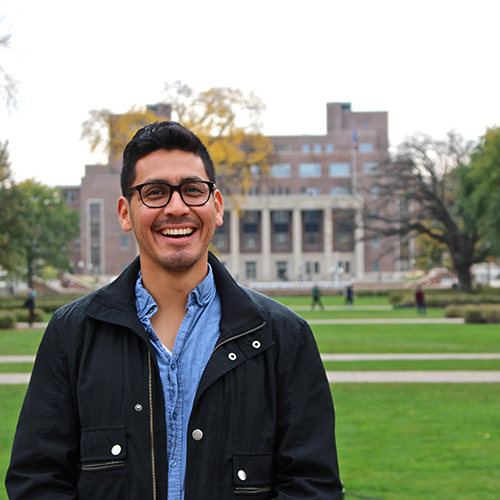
[140,181,211,207]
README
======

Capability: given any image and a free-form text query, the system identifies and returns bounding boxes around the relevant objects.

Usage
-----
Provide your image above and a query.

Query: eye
[143,184,169,198]
[182,182,206,196]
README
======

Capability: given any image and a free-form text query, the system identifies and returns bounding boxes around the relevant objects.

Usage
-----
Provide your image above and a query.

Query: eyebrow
[140,177,209,185]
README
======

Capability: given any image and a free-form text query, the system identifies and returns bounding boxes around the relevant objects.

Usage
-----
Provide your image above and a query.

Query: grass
[324,359,500,371]
[0,386,26,500]
[1,296,499,499]
[0,329,43,355]
[334,383,500,500]
[312,323,500,354]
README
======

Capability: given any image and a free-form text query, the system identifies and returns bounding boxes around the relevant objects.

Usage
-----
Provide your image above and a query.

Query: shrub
[13,308,44,323]
[463,307,486,323]
[444,305,465,318]
[0,311,16,329]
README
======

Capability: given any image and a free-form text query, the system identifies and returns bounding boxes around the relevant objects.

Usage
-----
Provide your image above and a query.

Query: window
[302,210,323,250]
[299,163,321,177]
[371,185,379,197]
[373,260,380,272]
[277,261,288,280]
[333,209,355,252]
[330,186,351,196]
[88,201,103,274]
[362,121,369,128]
[213,213,230,253]
[302,187,321,196]
[314,262,320,274]
[363,162,379,174]
[272,186,290,196]
[272,211,291,251]
[246,262,257,280]
[122,236,129,250]
[248,187,260,196]
[345,261,351,273]
[302,144,310,153]
[329,162,350,177]
[326,143,334,153]
[373,235,379,247]
[250,165,260,176]
[241,211,261,252]
[313,144,322,153]
[359,143,374,153]
[274,143,291,152]
[271,163,291,178]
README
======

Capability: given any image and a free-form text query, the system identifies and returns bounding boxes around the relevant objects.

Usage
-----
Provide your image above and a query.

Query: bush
[444,305,465,318]
[12,308,44,323]
[0,311,16,329]
[462,305,500,324]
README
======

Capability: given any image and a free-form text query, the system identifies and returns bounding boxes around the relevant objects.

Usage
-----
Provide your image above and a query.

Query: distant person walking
[311,283,324,310]
[24,289,36,326]
[345,284,354,307]
[415,286,426,315]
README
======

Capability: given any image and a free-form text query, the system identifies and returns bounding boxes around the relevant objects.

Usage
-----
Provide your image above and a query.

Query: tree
[0,22,18,109]
[81,81,273,194]
[468,126,500,254]
[364,131,490,292]
[0,178,80,287]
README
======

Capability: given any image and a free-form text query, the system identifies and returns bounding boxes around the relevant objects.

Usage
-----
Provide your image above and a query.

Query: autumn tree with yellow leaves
[81,81,273,195]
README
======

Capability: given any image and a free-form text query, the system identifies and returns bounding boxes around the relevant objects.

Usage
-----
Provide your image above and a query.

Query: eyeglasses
[124,180,216,208]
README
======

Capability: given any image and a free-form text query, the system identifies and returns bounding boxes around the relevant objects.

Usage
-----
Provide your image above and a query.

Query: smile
[160,228,194,237]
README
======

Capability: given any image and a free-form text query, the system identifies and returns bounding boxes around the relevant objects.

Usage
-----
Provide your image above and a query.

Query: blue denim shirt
[135,266,221,500]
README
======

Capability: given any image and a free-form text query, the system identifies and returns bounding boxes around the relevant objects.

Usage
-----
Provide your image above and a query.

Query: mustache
[152,217,199,230]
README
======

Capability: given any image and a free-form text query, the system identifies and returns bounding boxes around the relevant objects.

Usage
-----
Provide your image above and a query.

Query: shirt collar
[135,264,216,320]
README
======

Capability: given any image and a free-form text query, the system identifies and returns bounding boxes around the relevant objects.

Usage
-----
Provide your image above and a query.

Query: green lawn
[1,299,499,499]
[334,383,500,500]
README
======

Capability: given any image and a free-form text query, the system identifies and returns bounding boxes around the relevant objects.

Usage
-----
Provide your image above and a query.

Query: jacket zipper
[148,351,157,500]
[78,460,125,471]
[235,486,272,494]
[212,322,266,354]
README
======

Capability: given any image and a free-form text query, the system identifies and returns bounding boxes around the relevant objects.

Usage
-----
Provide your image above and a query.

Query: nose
[163,190,190,216]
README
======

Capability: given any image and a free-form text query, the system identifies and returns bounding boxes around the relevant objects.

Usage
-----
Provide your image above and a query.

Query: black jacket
[6,253,342,499]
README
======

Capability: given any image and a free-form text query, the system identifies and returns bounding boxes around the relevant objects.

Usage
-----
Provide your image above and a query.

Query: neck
[140,257,209,311]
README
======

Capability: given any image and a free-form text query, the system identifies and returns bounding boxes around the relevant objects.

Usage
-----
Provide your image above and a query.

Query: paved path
[2,353,500,384]
[309,318,465,324]
[326,371,500,383]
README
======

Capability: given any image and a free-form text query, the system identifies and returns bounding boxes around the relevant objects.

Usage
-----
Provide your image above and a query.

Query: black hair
[120,121,216,195]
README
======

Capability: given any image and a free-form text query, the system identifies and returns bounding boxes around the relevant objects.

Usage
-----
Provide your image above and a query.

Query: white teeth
[161,228,194,236]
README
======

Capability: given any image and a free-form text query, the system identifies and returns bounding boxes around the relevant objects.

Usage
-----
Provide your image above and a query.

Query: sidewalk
[2,353,500,384]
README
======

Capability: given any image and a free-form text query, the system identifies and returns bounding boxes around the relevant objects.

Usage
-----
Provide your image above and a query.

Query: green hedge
[0,311,16,329]
[444,304,500,323]
[391,292,500,308]
[0,294,86,313]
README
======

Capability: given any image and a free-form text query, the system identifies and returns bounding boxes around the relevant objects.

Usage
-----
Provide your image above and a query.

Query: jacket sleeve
[274,320,343,499]
[6,309,81,499]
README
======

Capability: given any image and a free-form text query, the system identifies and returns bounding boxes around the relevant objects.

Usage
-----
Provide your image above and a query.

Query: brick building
[63,102,404,283]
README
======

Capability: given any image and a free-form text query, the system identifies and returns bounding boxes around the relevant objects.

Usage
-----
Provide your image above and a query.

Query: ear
[214,189,224,227]
[117,196,133,232]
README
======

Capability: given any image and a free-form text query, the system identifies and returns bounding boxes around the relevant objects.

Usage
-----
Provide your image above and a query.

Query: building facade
[64,102,404,283]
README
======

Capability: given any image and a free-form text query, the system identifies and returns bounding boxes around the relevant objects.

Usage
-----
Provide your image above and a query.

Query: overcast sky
[1,0,498,187]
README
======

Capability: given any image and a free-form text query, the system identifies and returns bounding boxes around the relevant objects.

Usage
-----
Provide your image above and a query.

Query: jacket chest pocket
[77,426,129,500]
[233,452,274,499]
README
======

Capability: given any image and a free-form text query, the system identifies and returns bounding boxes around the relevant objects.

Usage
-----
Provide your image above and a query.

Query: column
[293,208,302,281]
[261,208,271,281]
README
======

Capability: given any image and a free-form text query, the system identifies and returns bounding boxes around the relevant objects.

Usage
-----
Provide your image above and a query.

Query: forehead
[134,149,207,184]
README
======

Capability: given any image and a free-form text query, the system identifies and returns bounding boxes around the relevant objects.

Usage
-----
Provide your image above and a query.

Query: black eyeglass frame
[124,180,216,208]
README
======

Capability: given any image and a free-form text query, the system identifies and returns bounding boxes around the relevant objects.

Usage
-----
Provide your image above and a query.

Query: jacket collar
[85,253,266,342]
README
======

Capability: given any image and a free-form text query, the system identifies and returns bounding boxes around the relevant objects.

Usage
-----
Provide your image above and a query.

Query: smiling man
[6,121,343,500]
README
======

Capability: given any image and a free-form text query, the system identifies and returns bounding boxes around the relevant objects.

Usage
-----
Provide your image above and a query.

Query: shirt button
[170,459,177,468]
[252,340,261,349]
[238,470,247,481]
[228,352,237,361]
[172,412,177,420]
[171,363,177,371]
[111,444,122,456]
[134,404,143,412]
[192,429,204,441]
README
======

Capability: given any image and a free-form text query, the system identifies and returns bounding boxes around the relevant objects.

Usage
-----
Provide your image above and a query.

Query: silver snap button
[111,444,122,456]
[252,340,261,349]
[238,469,247,481]
[192,429,204,441]
[135,404,143,412]
[228,352,237,361]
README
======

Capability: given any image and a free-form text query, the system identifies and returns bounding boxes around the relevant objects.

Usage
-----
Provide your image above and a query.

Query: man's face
[118,149,223,276]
